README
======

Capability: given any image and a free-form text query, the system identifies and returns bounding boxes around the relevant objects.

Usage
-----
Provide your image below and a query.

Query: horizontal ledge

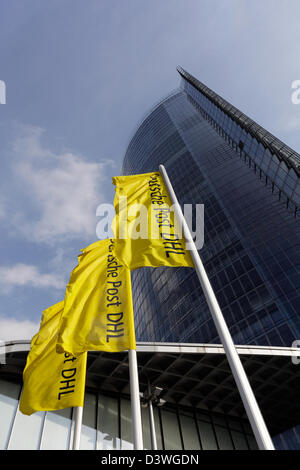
[0,339,299,358]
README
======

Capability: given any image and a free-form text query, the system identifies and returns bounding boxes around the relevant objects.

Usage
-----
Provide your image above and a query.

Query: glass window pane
[198,420,218,450]
[180,412,200,450]
[0,379,20,449]
[214,425,234,450]
[141,405,165,450]
[120,398,134,450]
[161,408,182,450]
[231,430,248,450]
[80,393,97,450]
[41,408,72,450]
[141,405,152,450]
[8,409,44,449]
[97,394,120,450]
[247,434,259,450]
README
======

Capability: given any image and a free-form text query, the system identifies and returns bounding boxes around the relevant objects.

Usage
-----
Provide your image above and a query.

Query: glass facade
[122,68,300,350]
[2,374,300,450]
[0,377,259,450]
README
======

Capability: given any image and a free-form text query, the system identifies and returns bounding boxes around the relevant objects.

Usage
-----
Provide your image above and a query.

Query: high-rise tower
[122,67,300,348]
[0,69,299,451]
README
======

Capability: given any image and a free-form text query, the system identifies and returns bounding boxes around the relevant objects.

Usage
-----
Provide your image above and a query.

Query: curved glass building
[122,67,300,348]
[0,68,299,451]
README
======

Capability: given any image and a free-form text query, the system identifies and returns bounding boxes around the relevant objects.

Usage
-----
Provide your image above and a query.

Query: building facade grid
[122,68,300,351]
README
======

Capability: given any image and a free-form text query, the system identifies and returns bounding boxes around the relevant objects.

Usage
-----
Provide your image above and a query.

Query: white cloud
[12,124,53,160]
[0,263,65,291]
[10,124,113,244]
[0,317,39,342]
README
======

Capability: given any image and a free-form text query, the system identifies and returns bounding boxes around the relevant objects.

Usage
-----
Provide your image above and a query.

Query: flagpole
[128,349,144,450]
[72,406,83,450]
[159,164,274,451]
[147,385,158,450]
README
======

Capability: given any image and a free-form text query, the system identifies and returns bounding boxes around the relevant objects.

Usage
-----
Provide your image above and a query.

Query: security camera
[153,386,163,398]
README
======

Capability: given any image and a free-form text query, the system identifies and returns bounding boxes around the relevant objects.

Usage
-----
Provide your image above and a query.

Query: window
[160,409,182,450]
[0,380,20,449]
[41,408,72,450]
[97,395,120,450]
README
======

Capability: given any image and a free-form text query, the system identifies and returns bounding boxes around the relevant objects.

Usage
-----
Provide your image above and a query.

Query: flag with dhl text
[111,172,194,270]
[19,301,87,416]
[56,238,136,358]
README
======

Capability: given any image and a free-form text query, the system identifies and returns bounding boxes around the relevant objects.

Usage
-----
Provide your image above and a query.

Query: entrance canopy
[1,340,299,437]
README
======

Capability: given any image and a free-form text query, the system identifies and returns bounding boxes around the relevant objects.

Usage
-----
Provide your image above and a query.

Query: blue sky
[0,0,300,340]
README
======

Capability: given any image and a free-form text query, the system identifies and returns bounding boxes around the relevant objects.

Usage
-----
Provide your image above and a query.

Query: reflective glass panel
[97,394,120,450]
[80,392,97,449]
[0,379,20,449]
[41,408,72,450]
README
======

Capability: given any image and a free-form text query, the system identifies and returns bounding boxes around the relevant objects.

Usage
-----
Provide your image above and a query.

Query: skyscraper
[0,68,299,451]
[122,67,300,349]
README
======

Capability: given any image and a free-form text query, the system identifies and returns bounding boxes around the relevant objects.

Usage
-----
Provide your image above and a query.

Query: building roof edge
[177,66,300,176]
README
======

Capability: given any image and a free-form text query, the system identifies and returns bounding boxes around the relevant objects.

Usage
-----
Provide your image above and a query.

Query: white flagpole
[159,164,274,451]
[72,406,83,450]
[128,349,144,450]
[148,397,157,450]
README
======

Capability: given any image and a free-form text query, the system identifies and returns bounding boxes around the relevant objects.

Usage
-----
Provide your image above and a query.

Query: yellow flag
[111,171,194,270]
[56,238,136,357]
[19,301,87,416]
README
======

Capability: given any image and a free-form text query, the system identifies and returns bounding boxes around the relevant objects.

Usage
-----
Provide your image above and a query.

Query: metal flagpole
[72,406,83,450]
[148,397,157,450]
[128,349,144,450]
[159,164,274,451]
